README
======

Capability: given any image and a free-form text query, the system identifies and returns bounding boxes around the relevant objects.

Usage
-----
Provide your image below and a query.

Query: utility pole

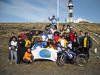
[57,0,59,29]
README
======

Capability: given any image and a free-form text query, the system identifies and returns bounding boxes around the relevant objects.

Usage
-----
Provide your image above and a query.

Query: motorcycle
[56,48,88,66]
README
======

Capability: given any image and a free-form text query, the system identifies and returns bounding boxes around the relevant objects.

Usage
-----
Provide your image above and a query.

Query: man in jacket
[82,32,92,59]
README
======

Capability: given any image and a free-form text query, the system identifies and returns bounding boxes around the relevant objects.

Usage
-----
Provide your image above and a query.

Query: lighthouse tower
[67,0,74,23]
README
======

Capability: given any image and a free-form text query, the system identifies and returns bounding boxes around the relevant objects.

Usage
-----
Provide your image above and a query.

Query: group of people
[8,24,92,64]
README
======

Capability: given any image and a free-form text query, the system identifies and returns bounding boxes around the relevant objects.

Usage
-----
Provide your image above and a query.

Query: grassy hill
[0,23,66,35]
[0,22,100,75]
[0,22,100,35]
[76,23,100,34]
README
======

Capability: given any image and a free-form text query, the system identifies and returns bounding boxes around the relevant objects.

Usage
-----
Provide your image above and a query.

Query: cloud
[0,0,58,22]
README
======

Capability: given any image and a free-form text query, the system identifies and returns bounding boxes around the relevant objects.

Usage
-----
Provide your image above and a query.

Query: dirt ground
[0,23,100,75]
[0,47,100,75]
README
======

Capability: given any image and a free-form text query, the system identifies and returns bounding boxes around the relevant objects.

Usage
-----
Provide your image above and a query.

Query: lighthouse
[67,0,74,23]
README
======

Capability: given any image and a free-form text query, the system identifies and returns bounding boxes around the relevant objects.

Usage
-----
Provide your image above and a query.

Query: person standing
[48,15,57,29]
[77,31,84,53]
[8,32,17,61]
[9,38,18,64]
[17,37,26,64]
[82,32,92,59]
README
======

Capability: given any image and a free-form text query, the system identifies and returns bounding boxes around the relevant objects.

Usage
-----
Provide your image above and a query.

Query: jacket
[23,52,32,61]
[82,36,92,48]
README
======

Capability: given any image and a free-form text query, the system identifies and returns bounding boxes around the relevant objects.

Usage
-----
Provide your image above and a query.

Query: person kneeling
[23,48,33,64]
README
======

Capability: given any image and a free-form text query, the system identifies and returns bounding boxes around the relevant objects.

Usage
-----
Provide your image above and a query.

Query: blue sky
[0,0,100,23]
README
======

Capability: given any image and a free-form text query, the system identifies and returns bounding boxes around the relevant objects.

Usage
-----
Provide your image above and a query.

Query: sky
[0,0,100,23]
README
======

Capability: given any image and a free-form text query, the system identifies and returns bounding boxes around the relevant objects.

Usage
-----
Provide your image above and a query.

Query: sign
[31,48,58,61]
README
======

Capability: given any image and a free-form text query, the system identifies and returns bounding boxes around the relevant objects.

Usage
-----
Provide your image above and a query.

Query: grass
[0,31,7,35]
[77,23,100,34]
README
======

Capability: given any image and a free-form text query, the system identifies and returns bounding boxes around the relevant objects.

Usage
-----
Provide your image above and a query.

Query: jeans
[10,50,17,63]
[23,56,34,64]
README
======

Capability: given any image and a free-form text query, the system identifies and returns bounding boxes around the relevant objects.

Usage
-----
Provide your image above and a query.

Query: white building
[74,18,92,23]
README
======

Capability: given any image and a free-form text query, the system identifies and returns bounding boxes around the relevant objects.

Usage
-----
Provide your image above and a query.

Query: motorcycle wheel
[56,54,65,66]
[75,54,88,66]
